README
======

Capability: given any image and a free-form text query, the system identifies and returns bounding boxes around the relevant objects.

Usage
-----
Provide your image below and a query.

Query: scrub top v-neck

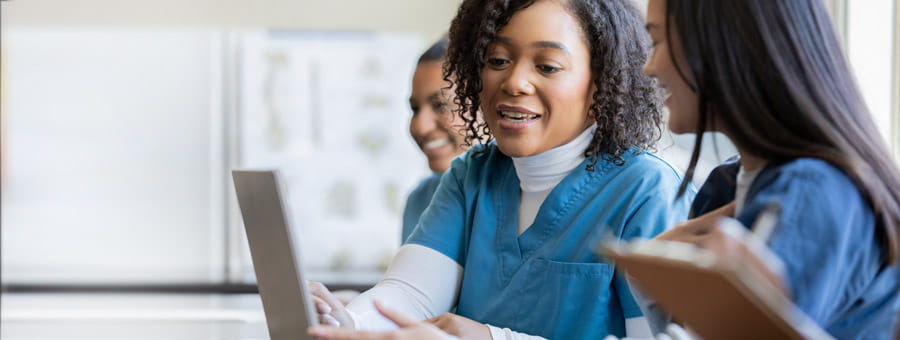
[407,143,694,339]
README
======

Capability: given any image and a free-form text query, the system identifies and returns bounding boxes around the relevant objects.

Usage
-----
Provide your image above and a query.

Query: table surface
[2,293,275,340]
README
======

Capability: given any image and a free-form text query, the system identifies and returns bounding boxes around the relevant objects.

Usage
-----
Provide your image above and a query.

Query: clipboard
[602,241,834,340]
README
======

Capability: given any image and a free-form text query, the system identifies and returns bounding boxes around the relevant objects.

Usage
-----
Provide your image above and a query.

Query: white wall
[1,0,461,40]
[847,0,896,147]
[2,29,226,283]
[0,1,460,285]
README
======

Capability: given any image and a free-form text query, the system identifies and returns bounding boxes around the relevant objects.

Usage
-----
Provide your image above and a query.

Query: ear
[585,82,598,121]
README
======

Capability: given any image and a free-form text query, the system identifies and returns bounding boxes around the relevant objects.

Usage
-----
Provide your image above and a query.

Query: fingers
[656,221,710,242]
[320,314,341,327]
[312,295,333,315]
[308,281,343,309]
[424,313,464,337]
[670,202,736,237]
[709,201,736,217]
[678,218,717,234]
[423,312,445,323]
[700,221,751,260]
[673,212,731,237]
[308,326,390,340]
[312,295,341,326]
[309,281,356,329]
[373,300,419,328]
[423,315,444,330]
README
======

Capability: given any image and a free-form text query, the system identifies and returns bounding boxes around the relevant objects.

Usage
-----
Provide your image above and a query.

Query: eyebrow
[411,91,445,104]
[426,92,444,102]
[645,23,661,31]
[495,36,571,55]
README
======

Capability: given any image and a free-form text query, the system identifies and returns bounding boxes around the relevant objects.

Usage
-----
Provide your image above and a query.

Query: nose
[410,107,439,141]
[500,64,535,96]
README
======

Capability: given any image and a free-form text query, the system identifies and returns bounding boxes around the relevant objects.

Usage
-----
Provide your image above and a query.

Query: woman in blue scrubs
[641,0,900,338]
[402,37,469,243]
[308,0,693,339]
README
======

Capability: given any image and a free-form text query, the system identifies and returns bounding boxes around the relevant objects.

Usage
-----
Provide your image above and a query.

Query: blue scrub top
[401,172,442,243]
[407,143,694,339]
[692,158,900,339]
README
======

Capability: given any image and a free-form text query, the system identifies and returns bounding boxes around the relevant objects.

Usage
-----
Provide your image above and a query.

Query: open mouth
[422,138,450,150]
[495,105,542,131]
[498,110,541,121]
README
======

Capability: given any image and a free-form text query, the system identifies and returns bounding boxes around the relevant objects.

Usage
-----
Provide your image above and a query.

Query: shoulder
[706,156,742,183]
[607,149,689,194]
[755,158,859,196]
[414,172,443,190]
[408,172,442,198]
[691,156,740,217]
[743,158,869,228]
[765,158,852,180]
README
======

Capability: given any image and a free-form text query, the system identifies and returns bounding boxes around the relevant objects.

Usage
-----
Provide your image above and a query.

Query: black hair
[445,0,662,167]
[666,0,900,264]
[418,36,450,64]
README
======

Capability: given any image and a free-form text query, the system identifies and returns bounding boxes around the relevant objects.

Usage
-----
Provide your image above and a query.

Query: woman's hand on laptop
[309,300,455,340]
[309,281,356,329]
[426,313,491,340]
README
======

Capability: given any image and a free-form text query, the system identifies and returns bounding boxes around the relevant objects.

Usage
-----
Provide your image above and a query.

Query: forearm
[347,244,463,330]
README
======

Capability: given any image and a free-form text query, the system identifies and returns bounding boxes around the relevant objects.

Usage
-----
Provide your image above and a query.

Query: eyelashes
[484,57,562,75]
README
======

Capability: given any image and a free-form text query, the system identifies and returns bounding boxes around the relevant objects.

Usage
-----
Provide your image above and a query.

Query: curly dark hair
[444,0,662,167]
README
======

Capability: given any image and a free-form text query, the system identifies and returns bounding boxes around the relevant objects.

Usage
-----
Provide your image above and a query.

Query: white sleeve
[484,317,651,340]
[345,244,463,331]
[625,316,653,337]
[487,325,547,340]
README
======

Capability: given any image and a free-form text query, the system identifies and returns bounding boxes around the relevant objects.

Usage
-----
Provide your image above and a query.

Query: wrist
[344,308,360,330]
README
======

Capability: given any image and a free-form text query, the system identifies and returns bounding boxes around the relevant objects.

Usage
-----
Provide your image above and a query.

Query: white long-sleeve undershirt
[346,244,462,330]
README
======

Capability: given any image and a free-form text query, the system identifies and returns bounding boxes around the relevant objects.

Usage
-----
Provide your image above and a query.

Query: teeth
[500,110,538,120]
[423,138,449,150]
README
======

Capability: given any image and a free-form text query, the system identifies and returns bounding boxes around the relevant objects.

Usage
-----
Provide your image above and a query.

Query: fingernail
[308,327,329,336]
[318,302,332,313]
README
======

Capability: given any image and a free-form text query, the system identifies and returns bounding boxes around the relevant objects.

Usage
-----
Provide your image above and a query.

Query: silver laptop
[232,170,318,340]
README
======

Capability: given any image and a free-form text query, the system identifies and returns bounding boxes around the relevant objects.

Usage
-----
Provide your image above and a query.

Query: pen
[750,201,781,244]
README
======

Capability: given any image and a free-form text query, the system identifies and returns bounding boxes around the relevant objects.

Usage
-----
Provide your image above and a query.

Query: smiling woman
[448,0,663,166]
[307,0,695,340]
[401,37,470,243]
[476,2,596,157]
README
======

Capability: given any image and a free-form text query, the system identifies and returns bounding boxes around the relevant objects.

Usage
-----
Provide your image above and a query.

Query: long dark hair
[667,0,900,264]
[444,0,662,167]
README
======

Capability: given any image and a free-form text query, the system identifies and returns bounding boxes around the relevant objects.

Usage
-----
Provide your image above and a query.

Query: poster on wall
[238,30,428,274]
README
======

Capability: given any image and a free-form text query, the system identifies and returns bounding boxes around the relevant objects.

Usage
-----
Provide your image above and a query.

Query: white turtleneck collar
[512,124,596,193]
